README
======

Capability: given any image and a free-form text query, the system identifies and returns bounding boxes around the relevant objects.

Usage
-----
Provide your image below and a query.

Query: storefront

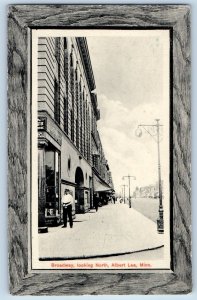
[93,173,113,206]
[74,167,91,213]
[38,114,62,230]
[45,145,61,225]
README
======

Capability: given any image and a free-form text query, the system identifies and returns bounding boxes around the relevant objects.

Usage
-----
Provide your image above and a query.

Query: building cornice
[76,37,100,120]
[76,37,96,92]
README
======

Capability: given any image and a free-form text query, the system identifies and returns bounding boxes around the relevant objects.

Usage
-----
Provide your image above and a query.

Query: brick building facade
[37,36,114,228]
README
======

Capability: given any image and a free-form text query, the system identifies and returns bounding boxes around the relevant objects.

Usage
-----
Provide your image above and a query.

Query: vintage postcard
[31,29,171,271]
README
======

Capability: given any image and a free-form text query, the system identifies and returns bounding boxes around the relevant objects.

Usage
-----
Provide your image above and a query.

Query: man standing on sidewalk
[62,189,74,228]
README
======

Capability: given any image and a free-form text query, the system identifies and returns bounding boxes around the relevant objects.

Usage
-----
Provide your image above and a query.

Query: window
[71,109,74,142]
[55,38,60,63]
[70,51,73,67]
[75,69,80,149]
[76,119,79,148]
[45,147,60,217]
[68,156,71,171]
[54,78,60,124]
[70,52,75,142]
[87,108,91,162]
[54,37,60,124]
[64,97,68,134]
[93,154,99,170]
[64,38,69,133]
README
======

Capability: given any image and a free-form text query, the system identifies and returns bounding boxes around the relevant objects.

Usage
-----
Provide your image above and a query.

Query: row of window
[53,37,93,163]
[52,37,111,184]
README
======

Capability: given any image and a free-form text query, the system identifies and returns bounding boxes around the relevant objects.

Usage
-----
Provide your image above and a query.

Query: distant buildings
[133,181,163,199]
[37,36,114,228]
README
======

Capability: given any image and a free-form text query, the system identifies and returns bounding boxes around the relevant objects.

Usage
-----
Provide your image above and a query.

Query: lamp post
[135,119,164,234]
[121,184,128,204]
[122,175,136,208]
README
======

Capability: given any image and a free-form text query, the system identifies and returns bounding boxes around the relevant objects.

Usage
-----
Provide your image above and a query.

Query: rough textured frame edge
[7,4,191,295]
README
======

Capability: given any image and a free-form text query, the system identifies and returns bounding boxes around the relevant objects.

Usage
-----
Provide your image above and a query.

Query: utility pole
[155,119,164,234]
[121,184,128,203]
[122,175,136,208]
[136,119,164,234]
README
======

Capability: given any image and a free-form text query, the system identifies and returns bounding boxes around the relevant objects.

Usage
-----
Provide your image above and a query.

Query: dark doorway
[75,167,84,213]
[89,176,93,208]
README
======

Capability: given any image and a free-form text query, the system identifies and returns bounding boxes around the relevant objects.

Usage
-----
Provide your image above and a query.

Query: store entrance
[45,143,60,225]
[75,167,84,213]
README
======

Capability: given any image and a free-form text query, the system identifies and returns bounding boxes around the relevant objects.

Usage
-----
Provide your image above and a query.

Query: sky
[87,31,170,196]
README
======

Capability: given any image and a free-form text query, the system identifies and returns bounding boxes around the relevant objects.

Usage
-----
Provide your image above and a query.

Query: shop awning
[93,174,112,192]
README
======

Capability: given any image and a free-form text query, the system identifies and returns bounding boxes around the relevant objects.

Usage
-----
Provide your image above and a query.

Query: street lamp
[136,119,164,234]
[122,175,136,208]
[121,184,128,204]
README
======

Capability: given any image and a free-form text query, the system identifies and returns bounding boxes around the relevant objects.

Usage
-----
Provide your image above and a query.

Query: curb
[39,245,164,261]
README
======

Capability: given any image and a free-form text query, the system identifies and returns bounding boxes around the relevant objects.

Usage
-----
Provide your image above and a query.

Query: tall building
[37,36,114,228]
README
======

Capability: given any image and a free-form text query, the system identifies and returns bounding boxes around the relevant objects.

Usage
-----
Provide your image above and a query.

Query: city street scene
[32,29,171,270]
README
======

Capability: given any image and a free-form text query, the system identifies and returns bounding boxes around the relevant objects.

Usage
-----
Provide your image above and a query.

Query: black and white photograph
[7,4,192,295]
[31,29,171,270]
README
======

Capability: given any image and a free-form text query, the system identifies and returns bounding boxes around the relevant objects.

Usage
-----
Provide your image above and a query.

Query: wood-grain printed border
[8,4,191,295]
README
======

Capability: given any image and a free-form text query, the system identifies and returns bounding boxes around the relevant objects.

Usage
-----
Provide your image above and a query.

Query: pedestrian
[94,195,99,212]
[62,189,74,228]
[128,196,131,208]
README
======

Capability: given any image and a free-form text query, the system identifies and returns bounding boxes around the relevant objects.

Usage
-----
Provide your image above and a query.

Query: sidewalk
[39,203,164,260]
